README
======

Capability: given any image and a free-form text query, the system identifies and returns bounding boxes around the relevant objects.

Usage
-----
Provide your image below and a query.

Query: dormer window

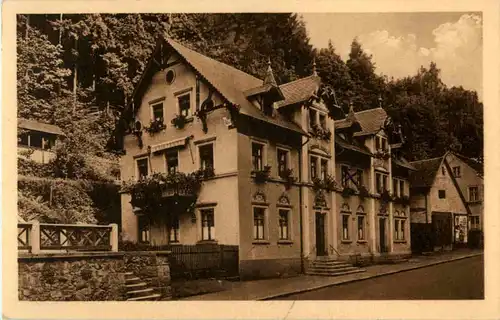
[263,99,274,116]
[375,136,387,151]
[319,114,326,130]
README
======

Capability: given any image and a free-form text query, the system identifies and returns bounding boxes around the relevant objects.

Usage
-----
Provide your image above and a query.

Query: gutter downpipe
[299,134,311,274]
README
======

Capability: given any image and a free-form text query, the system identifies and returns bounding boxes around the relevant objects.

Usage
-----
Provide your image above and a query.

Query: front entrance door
[379,217,387,253]
[433,212,452,248]
[315,212,326,256]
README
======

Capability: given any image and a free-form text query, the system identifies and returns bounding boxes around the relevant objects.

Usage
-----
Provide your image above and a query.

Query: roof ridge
[279,75,319,88]
[450,151,481,163]
[354,107,385,115]
[409,156,445,164]
[166,37,263,83]
[18,118,56,126]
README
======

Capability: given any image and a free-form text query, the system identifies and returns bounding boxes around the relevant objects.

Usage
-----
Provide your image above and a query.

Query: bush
[17,157,51,177]
[17,175,120,224]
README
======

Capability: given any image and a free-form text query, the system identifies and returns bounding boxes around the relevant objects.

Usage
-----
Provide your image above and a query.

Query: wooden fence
[18,221,118,253]
[120,243,239,279]
[167,244,239,279]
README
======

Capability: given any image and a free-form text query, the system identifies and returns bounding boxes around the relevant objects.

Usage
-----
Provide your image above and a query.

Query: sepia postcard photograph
[3,0,500,319]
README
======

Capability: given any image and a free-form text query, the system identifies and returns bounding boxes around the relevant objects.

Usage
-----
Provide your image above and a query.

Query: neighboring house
[409,153,471,252]
[17,118,65,164]
[445,152,484,231]
[118,37,414,279]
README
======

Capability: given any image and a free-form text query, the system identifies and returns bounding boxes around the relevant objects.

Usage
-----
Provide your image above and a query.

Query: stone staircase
[307,257,366,277]
[124,272,161,301]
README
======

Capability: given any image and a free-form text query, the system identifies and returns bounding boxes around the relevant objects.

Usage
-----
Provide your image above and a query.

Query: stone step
[307,268,366,277]
[311,262,353,268]
[314,257,342,262]
[127,288,154,295]
[308,266,359,273]
[126,293,162,301]
[125,277,143,284]
[125,282,148,289]
[312,259,352,264]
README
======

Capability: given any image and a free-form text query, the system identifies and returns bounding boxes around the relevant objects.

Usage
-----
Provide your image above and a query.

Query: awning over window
[151,136,189,154]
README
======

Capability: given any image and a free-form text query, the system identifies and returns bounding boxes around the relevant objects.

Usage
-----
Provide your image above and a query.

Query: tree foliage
[18,13,483,171]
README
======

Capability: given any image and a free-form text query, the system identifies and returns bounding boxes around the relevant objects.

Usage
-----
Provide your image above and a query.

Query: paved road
[276,255,484,300]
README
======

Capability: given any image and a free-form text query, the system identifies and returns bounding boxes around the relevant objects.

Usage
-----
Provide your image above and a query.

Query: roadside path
[182,249,483,300]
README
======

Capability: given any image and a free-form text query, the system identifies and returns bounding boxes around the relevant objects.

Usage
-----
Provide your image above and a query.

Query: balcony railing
[18,221,118,254]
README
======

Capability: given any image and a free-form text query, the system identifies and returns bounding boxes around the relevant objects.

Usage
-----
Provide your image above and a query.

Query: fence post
[110,223,118,252]
[30,221,40,254]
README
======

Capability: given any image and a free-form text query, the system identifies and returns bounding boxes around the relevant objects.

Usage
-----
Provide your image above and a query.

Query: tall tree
[346,38,385,111]
[316,40,355,112]
[17,15,71,122]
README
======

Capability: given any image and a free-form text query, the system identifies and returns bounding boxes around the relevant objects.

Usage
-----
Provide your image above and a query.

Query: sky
[301,12,483,99]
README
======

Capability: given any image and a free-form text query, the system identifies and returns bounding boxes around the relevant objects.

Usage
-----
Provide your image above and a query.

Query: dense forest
[17,13,483,163]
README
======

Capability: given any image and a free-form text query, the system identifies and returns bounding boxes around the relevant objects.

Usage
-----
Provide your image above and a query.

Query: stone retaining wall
[18,251,172,301]
[123,251,172,300]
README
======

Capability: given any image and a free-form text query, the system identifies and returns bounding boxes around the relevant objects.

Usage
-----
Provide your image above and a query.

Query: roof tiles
[353,107,388,136]
[409,156,444,188]
[18,118,65,136]
[276,75,321,108]
[166,38,306,135]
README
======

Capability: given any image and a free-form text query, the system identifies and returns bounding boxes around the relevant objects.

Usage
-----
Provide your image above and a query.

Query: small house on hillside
[409,153,471,253]
[17,118,65,164]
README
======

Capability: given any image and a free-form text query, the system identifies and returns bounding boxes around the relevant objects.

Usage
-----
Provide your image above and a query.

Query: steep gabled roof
[166,38,262,105]
[353,107,388,136]
[335,134,372,156]
[18,118,65,136]
[409,156,444,188]
[392,157,416,171]
[449,152,484,177]
[276,75,321,108]
[129,37,306,135]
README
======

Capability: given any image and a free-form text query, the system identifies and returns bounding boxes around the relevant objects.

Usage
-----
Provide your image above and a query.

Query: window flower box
[341,186,357,198]
[310,124,331,141]
[197,166,215,180]
[280,168,297,189]
[171,114,187,129]
[312,174,337,192]
[358,185,370,200]
[122,171,206,214]
[380,189,394,203]
[323,174,337,191]
[144,119,166,135]
[374,150,391,160]
[252,165,271,184]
